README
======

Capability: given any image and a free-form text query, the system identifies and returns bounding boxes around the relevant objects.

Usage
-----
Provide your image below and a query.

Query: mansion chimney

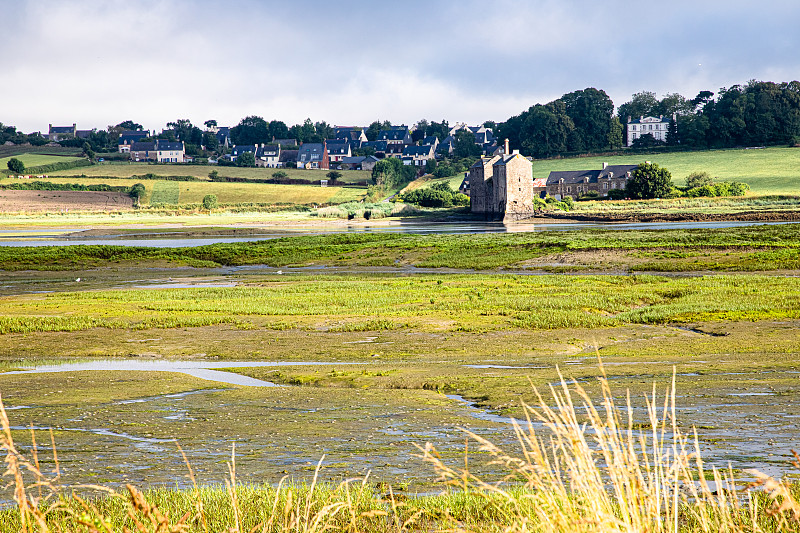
[504,138,509,155]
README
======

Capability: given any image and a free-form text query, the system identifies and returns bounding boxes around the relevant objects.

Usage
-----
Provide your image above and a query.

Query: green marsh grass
[2,225,800,271]
[2,274,800,334]
[1,366,798,532]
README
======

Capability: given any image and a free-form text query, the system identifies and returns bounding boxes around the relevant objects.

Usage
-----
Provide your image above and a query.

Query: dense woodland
[2,79,800,161]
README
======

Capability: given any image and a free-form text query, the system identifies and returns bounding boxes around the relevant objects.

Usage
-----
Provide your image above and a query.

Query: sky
[2,0,800,133]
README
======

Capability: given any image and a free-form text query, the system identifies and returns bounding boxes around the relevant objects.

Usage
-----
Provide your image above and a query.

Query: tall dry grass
[416,362,800,532]
[1,363,799,532]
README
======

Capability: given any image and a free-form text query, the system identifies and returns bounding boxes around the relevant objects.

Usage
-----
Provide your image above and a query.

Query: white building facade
[626,115,674,146]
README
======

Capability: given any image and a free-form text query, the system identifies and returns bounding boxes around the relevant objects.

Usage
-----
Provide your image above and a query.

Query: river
[0,220,796,247]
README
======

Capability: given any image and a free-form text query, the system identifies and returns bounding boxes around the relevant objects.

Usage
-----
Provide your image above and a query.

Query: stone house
[47,124,76,141]
[544,163,636,200]
[469,140,536,221]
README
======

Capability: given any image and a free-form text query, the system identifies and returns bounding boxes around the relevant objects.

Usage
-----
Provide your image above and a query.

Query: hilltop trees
[231,116,269,145]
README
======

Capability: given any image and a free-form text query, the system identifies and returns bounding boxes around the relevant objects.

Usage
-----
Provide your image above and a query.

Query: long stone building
[469,140,536,221]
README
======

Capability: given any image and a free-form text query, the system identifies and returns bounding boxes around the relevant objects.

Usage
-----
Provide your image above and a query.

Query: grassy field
[0,153,84,170]
[0,174,366,206]
[49,162,372,184]
[533,146,800,195]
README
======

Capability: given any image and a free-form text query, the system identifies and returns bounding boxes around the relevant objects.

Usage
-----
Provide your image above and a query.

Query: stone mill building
[469,139,536,221]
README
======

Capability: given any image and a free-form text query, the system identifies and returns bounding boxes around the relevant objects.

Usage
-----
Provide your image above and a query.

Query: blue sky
[2,0,800,132]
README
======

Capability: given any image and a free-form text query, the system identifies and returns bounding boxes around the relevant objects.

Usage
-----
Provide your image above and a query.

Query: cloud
[1,0,799,132]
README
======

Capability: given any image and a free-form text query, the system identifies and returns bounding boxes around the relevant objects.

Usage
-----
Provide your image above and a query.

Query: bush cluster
[400,182,469,208]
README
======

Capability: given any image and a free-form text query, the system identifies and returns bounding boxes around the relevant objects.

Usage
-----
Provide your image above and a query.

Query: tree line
[494,80,800,158]
[4,78,798,161]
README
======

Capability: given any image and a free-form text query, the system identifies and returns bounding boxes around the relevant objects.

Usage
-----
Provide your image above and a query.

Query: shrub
[272,170,288,180]
[129,183,146,202]
[685,171,713,189]
[577,191,600,201]
[202,194,218,210]
[6,157,24,173]
[606,189,627,200]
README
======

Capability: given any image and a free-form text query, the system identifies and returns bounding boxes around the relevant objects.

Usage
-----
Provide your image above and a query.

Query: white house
[627,115,674,146]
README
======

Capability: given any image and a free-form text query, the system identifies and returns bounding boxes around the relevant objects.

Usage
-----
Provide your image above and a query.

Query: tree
[617,91,659,121]
[685,171,713,189]
[82,142,95,161]
[315,121,334,141]
[519,101,574,158]
[204,119,217,129]
[558,88,614,151]
[268,120,289,140]
[607,117,624,149]
[453,128,481,158]
[6,157,24,174]
[424,158,436,175]
[208,170,219,180]
[630,133,664,149]
[116,120,143,131]
[626,162,672,199]
[231,116,269,145]
[129,183,146,206]
[371,157,415,189]
[272,171,288,180]
[326,171,341,185]
[202,194,218,210]
[202,131,219,151]
[237,151,256,167]
[365,121,384,141]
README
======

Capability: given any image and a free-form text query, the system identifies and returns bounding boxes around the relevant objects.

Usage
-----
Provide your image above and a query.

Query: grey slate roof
[119,131,149,144]
[402,145,434,157]
[279,150,298,163]
[298,143,326,163]
[377,129,409,142]
[546,164,637,185]
[422,135,439,145]
[341,156,366,165]
[326,140,350,155]
[257,144,280,157]
[628,116,670,124]
[130,141,154,151]
[155,140,184,151]
[231,145,257,157]
[362,140,388,151]
[49,125,75,134]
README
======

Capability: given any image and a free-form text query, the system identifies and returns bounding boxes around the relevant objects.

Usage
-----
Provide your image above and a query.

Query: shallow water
[4,360,360,387]
[0,220,796,247]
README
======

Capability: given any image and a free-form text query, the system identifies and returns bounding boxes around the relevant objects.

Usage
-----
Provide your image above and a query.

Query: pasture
[0,175,366,206]
[0,153,84,170]
[49,162,372,184]
[533,146,800,195]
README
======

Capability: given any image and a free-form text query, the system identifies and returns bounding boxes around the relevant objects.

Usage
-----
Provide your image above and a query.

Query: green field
[533,146,800,195]
[0,174,366,206]
[49,162,372,184]
[0,153,84,170]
